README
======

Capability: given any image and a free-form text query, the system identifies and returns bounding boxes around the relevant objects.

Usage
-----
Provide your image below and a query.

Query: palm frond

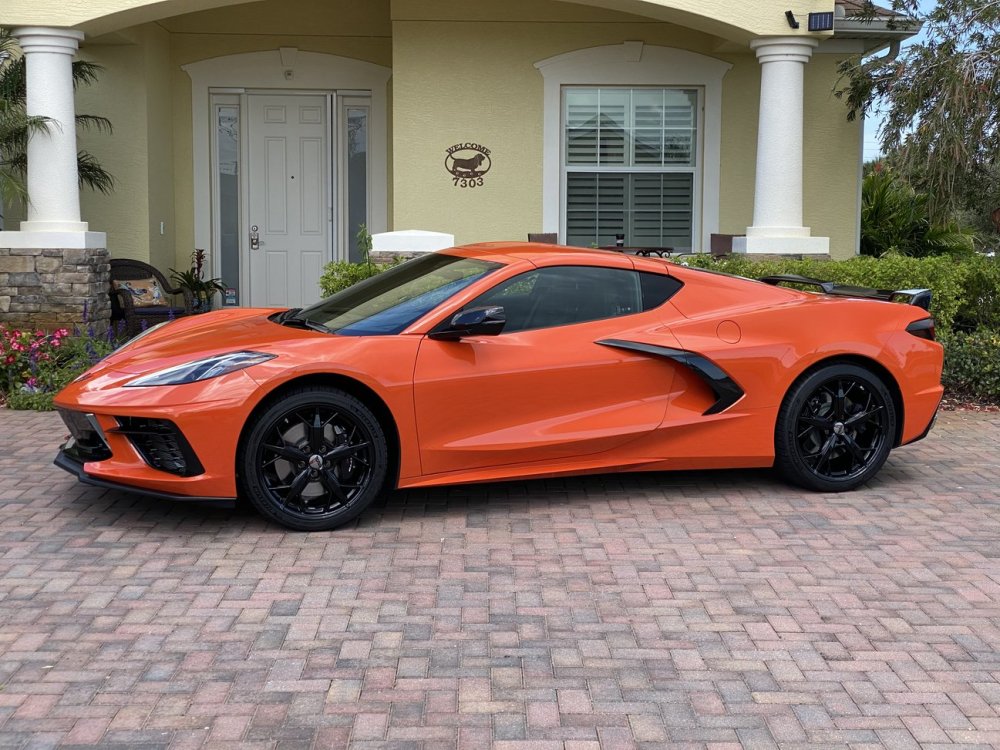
[0,168,29,207]
[76,151,114,194]
[71,61,104,89]
[75,114,113,134]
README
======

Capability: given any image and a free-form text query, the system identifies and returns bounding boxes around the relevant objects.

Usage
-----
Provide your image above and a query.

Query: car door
[412,263,685,476]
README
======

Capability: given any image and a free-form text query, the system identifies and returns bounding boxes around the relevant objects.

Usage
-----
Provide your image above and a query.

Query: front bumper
[53,367,264,499]
[54,448,236,506]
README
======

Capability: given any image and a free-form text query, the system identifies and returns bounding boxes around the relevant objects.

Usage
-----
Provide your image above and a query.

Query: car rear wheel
[774,363,896,492]
[239,387,388,531]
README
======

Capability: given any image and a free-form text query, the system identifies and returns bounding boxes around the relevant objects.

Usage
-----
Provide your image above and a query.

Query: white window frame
[535,43,731,251]
[562,86,702,250]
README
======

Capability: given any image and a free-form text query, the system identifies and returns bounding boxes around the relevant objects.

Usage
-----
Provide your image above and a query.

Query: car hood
[101,308,317,374]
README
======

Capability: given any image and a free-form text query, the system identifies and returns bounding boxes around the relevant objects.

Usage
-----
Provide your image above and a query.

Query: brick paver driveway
[1,410,1000,749]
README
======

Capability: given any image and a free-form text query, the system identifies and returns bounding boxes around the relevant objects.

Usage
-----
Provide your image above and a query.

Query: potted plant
[171,249,225,312]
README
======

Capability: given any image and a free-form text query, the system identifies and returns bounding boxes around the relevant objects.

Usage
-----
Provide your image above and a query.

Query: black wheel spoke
[264,443,308,462]
[841,434,868,468]
[324,441,370,461]
[813,433,838,471]
[320,469,350,505]
[833,382,847,420]
[283,469,311,505]
[845,405,883,427]
[308,412,326,452]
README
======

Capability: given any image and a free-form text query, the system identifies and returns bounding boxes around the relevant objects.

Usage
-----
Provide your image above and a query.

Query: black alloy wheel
[775,363,896,492]
[240,387,388,531]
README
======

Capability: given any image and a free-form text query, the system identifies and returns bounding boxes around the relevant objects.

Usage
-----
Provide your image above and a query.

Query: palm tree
[0,28,114,228]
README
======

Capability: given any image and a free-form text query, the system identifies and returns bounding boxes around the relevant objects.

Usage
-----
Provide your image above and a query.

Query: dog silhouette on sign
[448,153,487,178]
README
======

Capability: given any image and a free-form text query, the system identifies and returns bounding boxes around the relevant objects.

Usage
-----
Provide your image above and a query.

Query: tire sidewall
[775,363,897,492]
[239,387,388,531]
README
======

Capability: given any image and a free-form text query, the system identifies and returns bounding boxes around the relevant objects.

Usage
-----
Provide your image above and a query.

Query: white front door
[246,93,330,308]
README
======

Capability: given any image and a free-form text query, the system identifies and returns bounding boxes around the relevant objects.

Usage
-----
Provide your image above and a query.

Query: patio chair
[109,258,194,337]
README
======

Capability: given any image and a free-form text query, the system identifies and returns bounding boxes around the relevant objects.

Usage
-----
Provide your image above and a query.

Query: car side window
[464,266,681,334]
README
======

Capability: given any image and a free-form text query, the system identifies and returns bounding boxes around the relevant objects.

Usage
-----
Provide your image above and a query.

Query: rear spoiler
[758,274,932,311]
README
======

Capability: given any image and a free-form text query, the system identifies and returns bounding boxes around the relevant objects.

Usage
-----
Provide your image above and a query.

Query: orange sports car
[54,243,943,531]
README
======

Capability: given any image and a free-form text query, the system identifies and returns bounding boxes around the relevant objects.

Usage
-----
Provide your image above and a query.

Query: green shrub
[941,329,1000,402]
[861,168,976,257]
[683,253,1000,333]
[318,261,386,296]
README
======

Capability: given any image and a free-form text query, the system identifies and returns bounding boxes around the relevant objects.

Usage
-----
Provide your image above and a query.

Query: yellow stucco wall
[804,53,863,257]
[390,0,861,258]
[144,24,176,273]
[1,0,836,42]
[6,0,862,264]
[75,29,154,263]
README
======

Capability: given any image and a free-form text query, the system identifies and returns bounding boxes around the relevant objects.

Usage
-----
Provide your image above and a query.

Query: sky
[861,0,935,161]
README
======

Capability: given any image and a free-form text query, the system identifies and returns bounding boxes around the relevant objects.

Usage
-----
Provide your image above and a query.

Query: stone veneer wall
[0,247,111,331]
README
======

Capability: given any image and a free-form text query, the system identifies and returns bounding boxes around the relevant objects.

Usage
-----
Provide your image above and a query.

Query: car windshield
[295,253,502,335]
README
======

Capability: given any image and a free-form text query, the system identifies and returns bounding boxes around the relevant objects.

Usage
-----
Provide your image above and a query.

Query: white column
[734,37,829,255]
[14,27,88,233]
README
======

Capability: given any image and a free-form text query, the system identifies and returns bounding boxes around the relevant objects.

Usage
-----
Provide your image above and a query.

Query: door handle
[250,224,260,251]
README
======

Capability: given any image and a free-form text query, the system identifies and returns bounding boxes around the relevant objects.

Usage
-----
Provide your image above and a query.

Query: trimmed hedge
[682,253,1000,403]
[941,329,1000,401]
[682,253,1000,333]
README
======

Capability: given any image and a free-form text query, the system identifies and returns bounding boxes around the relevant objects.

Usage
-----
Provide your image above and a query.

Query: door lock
[250,225,260,251]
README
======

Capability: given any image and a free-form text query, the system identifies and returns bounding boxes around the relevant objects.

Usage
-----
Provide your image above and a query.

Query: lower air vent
[57,408,113,462]
[114,417,204,477]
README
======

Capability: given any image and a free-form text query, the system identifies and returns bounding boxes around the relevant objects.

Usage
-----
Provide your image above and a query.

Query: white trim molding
[534,42,731,251]
[183,50,391,277]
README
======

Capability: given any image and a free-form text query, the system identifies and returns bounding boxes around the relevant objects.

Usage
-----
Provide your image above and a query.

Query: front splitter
[54,449,236,508]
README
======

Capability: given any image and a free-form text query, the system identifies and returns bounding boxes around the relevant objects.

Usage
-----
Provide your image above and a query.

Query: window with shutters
[563,87,699,251]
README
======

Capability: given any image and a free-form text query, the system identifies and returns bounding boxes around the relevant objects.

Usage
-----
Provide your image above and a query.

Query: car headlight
[124,351,276,387]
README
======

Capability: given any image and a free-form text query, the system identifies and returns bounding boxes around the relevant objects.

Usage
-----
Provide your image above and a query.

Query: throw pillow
[113,277,164,308]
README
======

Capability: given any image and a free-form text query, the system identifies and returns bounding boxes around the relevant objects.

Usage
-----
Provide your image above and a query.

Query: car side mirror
[429,306,506,341]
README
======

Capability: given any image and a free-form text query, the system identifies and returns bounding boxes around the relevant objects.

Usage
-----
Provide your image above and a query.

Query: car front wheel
[239,387,388,531]
[774,363,896,492]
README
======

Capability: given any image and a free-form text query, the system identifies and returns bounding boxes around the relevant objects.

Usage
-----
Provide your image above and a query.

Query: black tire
[774,363,896,492]
[239,387,388,531]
